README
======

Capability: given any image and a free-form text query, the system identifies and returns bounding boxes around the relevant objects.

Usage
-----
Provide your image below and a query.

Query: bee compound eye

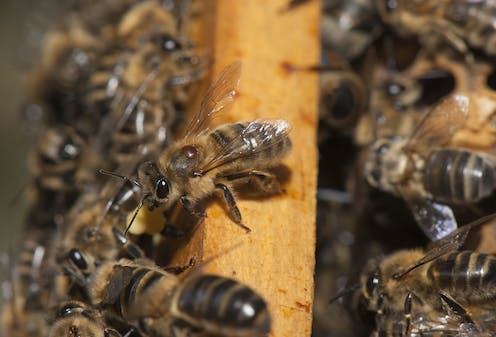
[365,270,381,298]
[159,34,181,52]
[377,142,390,154]
[57,302,82,318]
[68,249,88,271]
[155,177,170,200]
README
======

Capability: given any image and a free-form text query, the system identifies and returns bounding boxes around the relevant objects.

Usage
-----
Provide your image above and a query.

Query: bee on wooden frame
[105,62,292,234]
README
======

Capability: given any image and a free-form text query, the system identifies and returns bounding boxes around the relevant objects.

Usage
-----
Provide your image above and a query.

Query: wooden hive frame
[174,1,321,336]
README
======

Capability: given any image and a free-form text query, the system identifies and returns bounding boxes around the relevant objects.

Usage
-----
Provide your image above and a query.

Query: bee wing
[393,208,496,280]
[404,94,468,155]
[406,197,458,241]
[196,119,291,175]
[100,265,135,305]
[183,61,242,139]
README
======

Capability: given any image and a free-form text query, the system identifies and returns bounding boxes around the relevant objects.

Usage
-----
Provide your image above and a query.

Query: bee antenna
[122,328,135,337]
[97,169,142,189]
[123,196,146,237]
[329,283,361,305]
[91,197,114,236]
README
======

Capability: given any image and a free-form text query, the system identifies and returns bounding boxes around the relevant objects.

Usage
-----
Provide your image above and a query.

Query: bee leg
[180,195,206,218]
[163,258,195,274]
[439,291,475,325]
[224,170,283,194]
[160,225,188,238]
[403,293,412,336]
[215,183,251,233]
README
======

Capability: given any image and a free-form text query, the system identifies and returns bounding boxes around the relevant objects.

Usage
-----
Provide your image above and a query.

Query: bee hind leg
[215,183,251,233]
[439,291,475,325]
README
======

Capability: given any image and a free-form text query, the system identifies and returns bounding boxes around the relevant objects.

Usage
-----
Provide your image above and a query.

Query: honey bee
[27,126,88,225]
[80,0,208,173]
[48,301,122,337]
[122,62,292,233]
[1,229,56,337]
[322,0,383,61]
[376,0,496,59]
[364,93,496,240]
[85,0,205,145]
[355,215,496,336]
[88,258,271,337]
[26,19,100,128]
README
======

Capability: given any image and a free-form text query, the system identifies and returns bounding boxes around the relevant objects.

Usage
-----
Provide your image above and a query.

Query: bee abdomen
[427,251,496,301]
[175,275,271,336]
[423,150,496,203]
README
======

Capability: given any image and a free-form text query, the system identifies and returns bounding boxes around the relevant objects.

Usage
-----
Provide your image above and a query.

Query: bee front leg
[215,183,251,233]
[403,293,412,336]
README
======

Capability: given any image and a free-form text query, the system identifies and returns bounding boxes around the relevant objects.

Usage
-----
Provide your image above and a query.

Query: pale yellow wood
[196,1,321,337]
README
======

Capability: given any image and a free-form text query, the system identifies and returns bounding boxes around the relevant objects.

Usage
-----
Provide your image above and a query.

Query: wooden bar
[199,1,320,337]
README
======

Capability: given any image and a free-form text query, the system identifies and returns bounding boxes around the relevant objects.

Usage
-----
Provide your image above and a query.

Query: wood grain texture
[198,1,320,337]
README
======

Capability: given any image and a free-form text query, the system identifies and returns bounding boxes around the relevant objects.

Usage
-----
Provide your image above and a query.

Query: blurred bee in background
[25,126,90,228]
[364,93,496,240]
[1,226,61,337]
[376,0,496,61]
[108,62,293,234]
[25,19,101,130]
[321,0,383,62]
[87,257,271,337]
[85,0,206,142]
[354,215,496,336]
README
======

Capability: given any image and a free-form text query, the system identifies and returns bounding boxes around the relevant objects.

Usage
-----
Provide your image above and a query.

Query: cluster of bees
[310,0,496,336]
[1,1,293,337]
[8,0,496,336]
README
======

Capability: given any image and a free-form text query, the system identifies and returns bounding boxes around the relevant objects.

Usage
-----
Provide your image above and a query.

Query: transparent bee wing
[195,119,291,175]
[393,212,496,279]
[405,94,468,155]
[183,61,242,139]
[407,198,458,241]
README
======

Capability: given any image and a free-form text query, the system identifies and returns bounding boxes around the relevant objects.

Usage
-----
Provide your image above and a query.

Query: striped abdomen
[172,275,271,337]
[83,47,129,118]
[95,261,176,322]
[208,120,292,171]
[427,251,496,302]
[423,149,496,203]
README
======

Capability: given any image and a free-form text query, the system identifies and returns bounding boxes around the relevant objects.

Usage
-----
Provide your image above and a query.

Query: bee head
[61,249,95,287]
[364,137,408,193]
[50,301,111,337]
[363,267,382,301]
[138,161,172,206]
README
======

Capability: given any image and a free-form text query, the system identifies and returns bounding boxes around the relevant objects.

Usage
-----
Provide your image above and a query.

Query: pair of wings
[398,94,469,240]
[183,61,291,175]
